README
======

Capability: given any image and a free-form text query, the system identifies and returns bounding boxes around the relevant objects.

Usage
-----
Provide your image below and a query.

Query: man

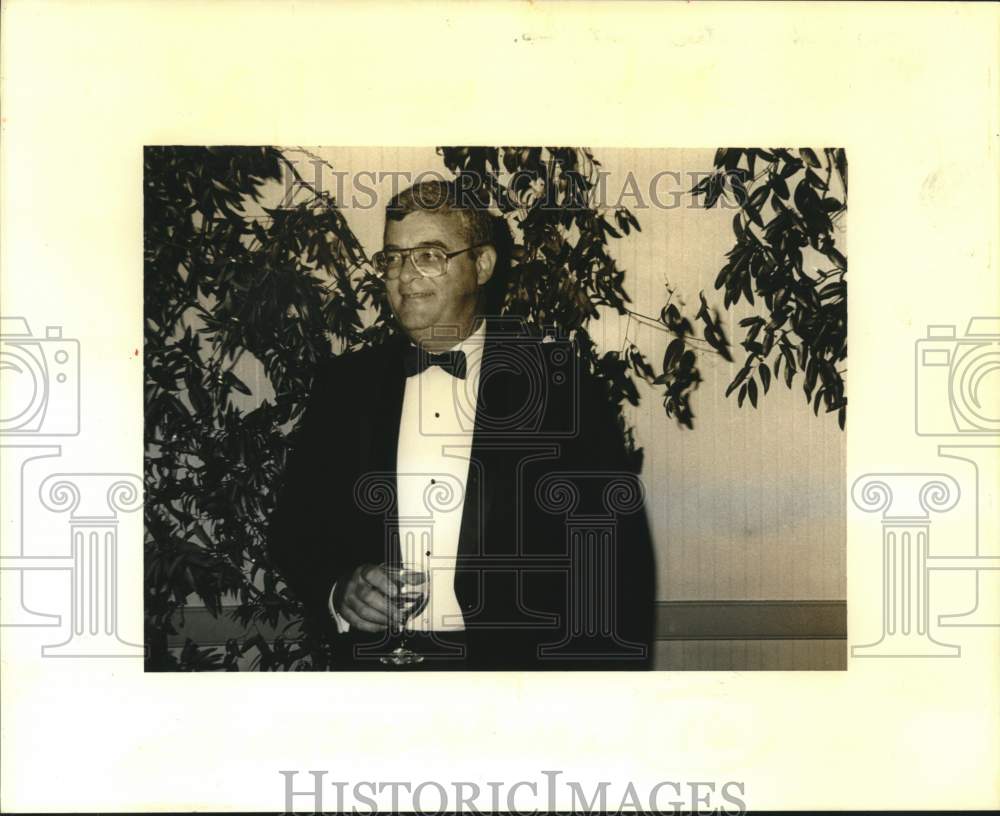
[268,179,654,670]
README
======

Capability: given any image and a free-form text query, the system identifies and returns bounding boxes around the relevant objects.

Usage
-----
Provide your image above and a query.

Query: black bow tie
[403,346,468,379]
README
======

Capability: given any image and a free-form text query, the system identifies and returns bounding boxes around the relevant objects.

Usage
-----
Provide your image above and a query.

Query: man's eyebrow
[381,239,451,251]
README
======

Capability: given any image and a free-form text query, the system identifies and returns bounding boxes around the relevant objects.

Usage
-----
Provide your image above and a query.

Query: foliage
[653,288,734,429]
[144,147,368,670]
[684,148,848,427]
[437,147,655,465]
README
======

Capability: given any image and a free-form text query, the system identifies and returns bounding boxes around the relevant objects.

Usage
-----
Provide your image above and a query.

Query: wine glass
[380,566,429,666]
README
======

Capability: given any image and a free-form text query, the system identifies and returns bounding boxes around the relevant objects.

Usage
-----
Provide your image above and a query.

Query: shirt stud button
[434,412,440,418]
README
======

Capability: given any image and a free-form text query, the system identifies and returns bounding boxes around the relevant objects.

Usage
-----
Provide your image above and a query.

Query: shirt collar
[403,318,487,353]
[400,319,488,380]
[454,319,487,383]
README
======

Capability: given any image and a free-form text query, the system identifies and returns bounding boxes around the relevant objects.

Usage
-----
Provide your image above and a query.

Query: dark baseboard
[163,600,846,648]
[655,600,846,640]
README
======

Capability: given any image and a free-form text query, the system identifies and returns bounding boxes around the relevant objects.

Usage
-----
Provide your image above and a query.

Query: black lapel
[361,333,408,567]
[457,317,514,561]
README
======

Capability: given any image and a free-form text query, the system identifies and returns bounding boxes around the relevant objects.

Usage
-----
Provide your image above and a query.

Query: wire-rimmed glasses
[372,243,489,280]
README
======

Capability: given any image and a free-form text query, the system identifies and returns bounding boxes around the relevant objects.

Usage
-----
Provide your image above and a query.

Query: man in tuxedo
[268,180,654,670]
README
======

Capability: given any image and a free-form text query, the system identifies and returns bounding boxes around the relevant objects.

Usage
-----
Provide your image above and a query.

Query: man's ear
[475,245,497,286]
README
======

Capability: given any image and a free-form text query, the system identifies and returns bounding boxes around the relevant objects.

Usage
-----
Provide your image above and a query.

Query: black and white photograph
[143,146,847,671]
[3,2,998,812]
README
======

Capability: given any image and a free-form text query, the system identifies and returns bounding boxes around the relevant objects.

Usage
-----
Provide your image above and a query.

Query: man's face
[383,210,493,345]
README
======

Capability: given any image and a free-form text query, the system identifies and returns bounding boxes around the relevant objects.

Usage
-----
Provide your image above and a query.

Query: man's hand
[331,564,425,633]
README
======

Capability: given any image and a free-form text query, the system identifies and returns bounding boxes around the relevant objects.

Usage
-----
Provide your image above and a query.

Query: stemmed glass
[380,566,429,666]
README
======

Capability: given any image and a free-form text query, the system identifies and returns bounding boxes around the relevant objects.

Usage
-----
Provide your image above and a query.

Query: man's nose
[397,253,423,282]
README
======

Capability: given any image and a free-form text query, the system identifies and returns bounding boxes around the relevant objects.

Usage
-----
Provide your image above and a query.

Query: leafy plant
[144,147,369,670]
[653,288,734,429]
[685,147,848,427]
[436,147,659,467]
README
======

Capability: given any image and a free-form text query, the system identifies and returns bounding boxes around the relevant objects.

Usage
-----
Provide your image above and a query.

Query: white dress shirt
[330,320,485,632]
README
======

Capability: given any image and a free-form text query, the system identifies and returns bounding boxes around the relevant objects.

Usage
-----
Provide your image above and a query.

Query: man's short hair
[385,179,494,247]
[385,177,512,315]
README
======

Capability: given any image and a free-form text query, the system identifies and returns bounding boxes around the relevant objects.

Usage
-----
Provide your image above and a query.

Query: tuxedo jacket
[267,317,655,670]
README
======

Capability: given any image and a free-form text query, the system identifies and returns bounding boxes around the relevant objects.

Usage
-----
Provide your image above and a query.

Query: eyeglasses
[372,243,489,279]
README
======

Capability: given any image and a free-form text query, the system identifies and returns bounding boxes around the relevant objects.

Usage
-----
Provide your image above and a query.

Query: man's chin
[392,313,435,341]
